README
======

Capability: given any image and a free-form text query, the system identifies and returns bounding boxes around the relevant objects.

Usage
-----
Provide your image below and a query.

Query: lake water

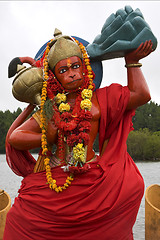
[0,154,160,240]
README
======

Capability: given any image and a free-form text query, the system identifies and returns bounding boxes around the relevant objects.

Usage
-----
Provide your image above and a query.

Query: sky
[0,1,160,112]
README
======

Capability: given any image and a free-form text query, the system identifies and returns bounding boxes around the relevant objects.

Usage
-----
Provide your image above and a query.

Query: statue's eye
[72,64,80,69]
[59,68,67,74]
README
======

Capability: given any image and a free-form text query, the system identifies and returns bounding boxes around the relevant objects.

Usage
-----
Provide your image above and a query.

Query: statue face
[54,56,84,90]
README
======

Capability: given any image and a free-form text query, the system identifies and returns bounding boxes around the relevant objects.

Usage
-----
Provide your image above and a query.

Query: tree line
[127,101,160,161]
[0,101,160,161]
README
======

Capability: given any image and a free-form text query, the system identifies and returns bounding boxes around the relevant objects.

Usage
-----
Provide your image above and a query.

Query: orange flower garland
[40,38,94,192]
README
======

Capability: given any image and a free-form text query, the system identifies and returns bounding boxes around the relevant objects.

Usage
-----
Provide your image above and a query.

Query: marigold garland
[40,37,94,193]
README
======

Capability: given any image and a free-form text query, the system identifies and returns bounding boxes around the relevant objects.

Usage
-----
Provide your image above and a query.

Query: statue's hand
[125,40,153,64]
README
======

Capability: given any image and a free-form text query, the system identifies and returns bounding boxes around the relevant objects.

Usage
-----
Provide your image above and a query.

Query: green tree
[0,108,22,153]
[127,128,160,161]
[133,101,160,131]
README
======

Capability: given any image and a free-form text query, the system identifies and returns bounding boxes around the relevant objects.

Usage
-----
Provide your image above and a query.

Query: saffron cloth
[3,84,144,240]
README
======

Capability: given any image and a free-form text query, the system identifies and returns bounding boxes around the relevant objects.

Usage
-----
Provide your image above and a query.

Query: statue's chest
[90,93,101,121]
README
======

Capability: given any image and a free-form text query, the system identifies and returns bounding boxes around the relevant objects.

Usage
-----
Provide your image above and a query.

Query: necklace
[40,38,95,192]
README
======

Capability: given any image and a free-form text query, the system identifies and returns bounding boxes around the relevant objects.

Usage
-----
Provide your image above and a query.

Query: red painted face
[54,56,84,90]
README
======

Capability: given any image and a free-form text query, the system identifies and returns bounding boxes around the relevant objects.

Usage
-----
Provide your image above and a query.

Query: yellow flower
[83,52,88,56]
[46,168,51,173]
[52,184,57,189]
[80,99,92,111]
[88,75,94,80]
[42,148,48,155]
[67,176,74,181]
[64,183,69,187]
[47,177,53,184]
[55,188,59,193]
[42,140,47,145]
[55,93,67,104]
[45,48,50,54]
[77,143,83,149]
[73,143,85,162]
[66,180,71,184]
[58,187,63,192]
[88,85,94,90]
[79,154,85,163]
[81,89,93,99]
[44,158,50,165]
[41,96,47,101]
[59,102,70,112]
[87,65,92,71]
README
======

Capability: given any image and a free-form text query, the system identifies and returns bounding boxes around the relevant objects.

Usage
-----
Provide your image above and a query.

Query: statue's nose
[70,74,76,79]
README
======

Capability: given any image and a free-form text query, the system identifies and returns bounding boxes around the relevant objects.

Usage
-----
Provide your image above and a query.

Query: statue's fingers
[143,41,153,55]
[147,41,153,52]
[145,48,153,57]
[141,41,149,52]
[134,42,145,54]
[144,40,152,50]
[137,41,150,55]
